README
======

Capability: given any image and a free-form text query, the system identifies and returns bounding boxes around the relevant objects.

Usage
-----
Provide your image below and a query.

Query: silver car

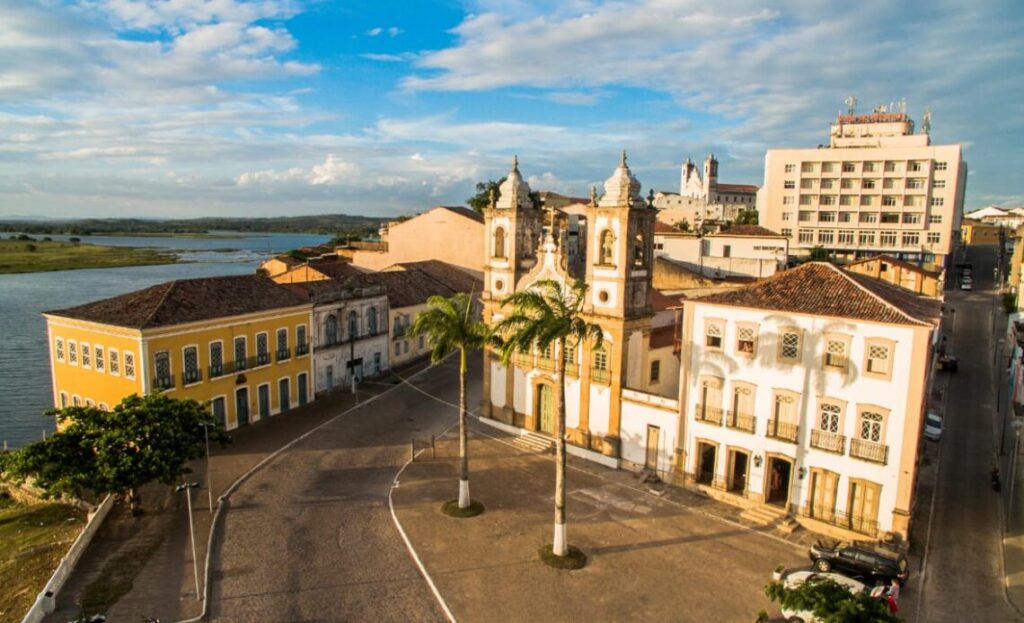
[924,412,943,441]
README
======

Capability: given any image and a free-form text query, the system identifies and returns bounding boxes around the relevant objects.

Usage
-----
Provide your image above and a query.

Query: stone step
[776,517,801,535]
[740,504,787,525]
[512,431,555,454]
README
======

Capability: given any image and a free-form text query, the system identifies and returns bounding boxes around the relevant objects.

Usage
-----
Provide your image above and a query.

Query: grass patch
[0,239,178,274]
[440,499,485,518]
[538,544,587,570]
[0,500,86,622]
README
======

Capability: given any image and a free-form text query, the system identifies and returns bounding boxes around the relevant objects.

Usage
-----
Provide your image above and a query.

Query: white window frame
[55,337,65,363]
[109,348,120,376]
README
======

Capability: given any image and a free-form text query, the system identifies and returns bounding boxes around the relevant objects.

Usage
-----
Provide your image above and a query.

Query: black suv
[808,539,909,586]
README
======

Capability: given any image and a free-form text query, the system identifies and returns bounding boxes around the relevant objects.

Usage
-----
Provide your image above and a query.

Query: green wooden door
[538,385,555,434]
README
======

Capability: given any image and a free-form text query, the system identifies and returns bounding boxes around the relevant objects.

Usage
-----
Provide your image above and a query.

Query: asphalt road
[918,245,1021,621]
[208,354,479,622]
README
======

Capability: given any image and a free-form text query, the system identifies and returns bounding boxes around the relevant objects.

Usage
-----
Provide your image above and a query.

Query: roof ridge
[823,263,928,326]
[142,280,178,328]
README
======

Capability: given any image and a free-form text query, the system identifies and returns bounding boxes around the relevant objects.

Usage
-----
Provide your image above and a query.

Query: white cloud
[367,27,383,36]
[362,52,417,63]
[387,26,402,37]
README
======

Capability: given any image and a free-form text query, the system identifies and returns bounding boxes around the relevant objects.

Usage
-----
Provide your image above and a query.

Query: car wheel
[814,559,831,572]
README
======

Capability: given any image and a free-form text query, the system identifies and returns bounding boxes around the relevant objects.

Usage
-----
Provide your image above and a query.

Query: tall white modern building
[760,107,967,271]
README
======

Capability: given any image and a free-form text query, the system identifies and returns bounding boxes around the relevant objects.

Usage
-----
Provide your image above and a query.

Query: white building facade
[654,224,789,279]
[307,283,389,393]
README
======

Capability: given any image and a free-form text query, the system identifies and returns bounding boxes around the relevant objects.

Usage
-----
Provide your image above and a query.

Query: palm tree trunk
[458,347,470,508]
[553,337,568,556]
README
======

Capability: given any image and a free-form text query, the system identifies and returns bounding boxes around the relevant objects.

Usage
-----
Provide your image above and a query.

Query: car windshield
[927,415,941,427]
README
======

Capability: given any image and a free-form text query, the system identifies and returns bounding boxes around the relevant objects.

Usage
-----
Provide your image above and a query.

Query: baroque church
[479,154,683,472]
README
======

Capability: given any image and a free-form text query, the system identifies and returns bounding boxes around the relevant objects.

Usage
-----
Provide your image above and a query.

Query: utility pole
[201,422,213,513]
[176,482,201,601]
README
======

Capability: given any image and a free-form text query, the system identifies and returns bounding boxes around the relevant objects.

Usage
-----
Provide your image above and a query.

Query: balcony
[276,347,291,362]
[536,357,556,371]
[256,353,271,366]
[694,404,723,425]
[152,375,175,390]
[565,362,579,377]
[590,368,611,385]
[296,342,309,356]
[810,429,846,454]
[766,419,799,443]
[208,364,225,380]
[725,411,756,434]
[227,356,258,373]
[799,504,878,537]
[181,369,202,386]
[849,438,889,465]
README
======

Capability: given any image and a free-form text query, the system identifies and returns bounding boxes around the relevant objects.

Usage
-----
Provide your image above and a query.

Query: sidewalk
[391,422,809,622]
[45,359,431,623]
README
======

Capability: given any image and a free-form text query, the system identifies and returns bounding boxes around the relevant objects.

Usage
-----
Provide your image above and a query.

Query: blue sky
[0,0,1021,219]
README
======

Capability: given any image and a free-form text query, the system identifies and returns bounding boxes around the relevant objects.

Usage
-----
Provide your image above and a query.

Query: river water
[0,232,331,448]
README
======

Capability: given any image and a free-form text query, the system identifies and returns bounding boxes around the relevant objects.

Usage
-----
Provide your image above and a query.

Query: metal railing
[296,342,309,356]
[694,404,723,425]
[256,353,271,366]
[799,504,879,536]
[276,347,291,362]
[591,368,611,384]
[208,364,225,380]
[766,419,799,443]
[152,375,175,390]
[564,362,579,376]
[227,356,258,373]
[181,369,201,386]
[535,357,556,371]
[849,438,889,465]
[810,429,846,454]
[725,411,756,433]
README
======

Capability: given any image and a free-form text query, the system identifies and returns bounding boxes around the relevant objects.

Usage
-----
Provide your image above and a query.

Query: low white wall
[22,494,115,623]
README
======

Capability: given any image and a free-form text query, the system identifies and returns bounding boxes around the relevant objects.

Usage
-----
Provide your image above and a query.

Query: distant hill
[0,214,387,236]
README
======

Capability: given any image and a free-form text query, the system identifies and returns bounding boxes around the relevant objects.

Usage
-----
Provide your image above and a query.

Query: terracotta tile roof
[654,221,683,234]
[652,289,683,311]
[716,183,759,194]
[437,205,485,224]
[649,325,676,349]
[711,224,782,238]
[47,275,309,329]
[846,254,941,278]
[694,262,940,326]
[308,257,365,280]
[347,271,455,309]
[384,260,483,295]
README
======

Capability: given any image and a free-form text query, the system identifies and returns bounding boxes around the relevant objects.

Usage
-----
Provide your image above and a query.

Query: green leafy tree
[0,394,229,514]
[673,219,691,232]
[491,279,603,557]
[764,577,900,623]
[467,178,542,214]
[409,292,489,509]
[734,208,760,225]
[809,246,830,261]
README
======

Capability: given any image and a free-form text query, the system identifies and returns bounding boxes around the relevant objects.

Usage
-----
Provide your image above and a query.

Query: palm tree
[492,279,603,557]
[409,292,489,509]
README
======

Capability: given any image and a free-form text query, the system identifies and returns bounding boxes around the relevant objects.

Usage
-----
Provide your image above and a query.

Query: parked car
[937,354,959,372]
[924,412,944,441]
[779,570,868,623]
[961,281,973,290]
[808,539,909,585]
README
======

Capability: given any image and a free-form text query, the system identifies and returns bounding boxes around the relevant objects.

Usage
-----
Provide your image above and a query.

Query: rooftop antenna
[844,95,857,115]
[922,107,932,134]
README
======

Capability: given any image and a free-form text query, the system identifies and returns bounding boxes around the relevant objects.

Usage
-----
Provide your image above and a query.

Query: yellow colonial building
[45,274,314,430]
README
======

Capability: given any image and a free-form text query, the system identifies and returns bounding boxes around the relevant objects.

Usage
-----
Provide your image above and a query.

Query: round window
[598,290,609,303]
[495,279,504,292]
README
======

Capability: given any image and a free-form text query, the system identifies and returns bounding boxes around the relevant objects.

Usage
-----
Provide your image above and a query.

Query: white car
[779,571,868,622]
[960,281,973,290]
[924,412,943,441]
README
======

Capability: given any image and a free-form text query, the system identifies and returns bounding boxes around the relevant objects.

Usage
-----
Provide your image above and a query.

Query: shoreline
[0,239,182,275]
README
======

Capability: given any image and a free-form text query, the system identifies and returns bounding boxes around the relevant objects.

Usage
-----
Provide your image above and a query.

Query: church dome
[496,156,533,210]
[598,150,643,208]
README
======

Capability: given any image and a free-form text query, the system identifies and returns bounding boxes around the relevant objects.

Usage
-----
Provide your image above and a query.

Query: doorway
[766,457,792,506]
[235,387,249,427]
[326,365,334,390]
[697,442,717,485]
[847,479,881,533]
[645,425,660,470]
[298,373,308,406]
[279,377,291,412]
[537,384,555,434]
[809,469,839,520]
[728,449,749,494]
[257,384,270,420]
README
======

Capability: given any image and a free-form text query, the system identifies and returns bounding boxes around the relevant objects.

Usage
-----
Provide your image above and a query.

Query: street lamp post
[200,422,213,513]
[176,481,201,601]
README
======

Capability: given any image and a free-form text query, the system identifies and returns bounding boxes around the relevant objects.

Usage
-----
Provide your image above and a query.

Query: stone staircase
[512,430,555,454]
[740,504,801,534]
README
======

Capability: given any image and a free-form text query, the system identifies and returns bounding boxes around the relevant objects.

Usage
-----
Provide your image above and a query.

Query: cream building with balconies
[760,108,967,272]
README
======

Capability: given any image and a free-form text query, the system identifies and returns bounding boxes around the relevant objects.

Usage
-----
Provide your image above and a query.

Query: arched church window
[599,230,615,265]
[494,227,506,258]
[633,233,646,267]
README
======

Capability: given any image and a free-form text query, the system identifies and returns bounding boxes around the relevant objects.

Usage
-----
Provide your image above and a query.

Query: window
[904,195,920,207]
[928,214,942,224]
[598,229,615,264]
[779,330,801,362]
[839,195,853,206]
[73,396,81,407]
[881,213,900,224]
[818,231,834,244]
[209,342,223,377]
[277,328,288,358]
[81,343,91,368]
[838,212,852,223]
[860,196,873,206]
[297,325,307,353]
[909,161,923,172]
[935,161,948,171]
[325,314,338,344]
[783,196,795,204]
[930,197,944,207]
[882,178,896,190]
[902,232,920,246]
[862,179,875,189]
[882,195,897,207]
[838,230,854,245]
[863,162,876,172]
[798,211,813,222]
[55,338,65,362]
[933,179,946,189]
[395,342,401,356]
[842,162,856,173]
[99,403,108,411]
[927,232,941,244]
[800,195,813,205]
[784,180,796,189]
[906,178,925,189]
[819,212,836,222]
[234,337,247,370]
[59,392,68,408]
[885,161,898,172]
[860,212,878,223]
[820,179,833,190]
[650,360,660,383]
[404,340,410,354]
[593,348,608,370]
[736,325,756,356]
[802,162,815,173]
[183,346,199,384]
[95,346,104,372]
[825,338,848,369]
[821,195,836,206]
[840,179,853,189]
[859,411,885,443]
[880,232,897,246]
[798,230,813,243]
[781,228,793,237]
[705,322,723,350]
[902,213,922,224]
[633,233,646,267]
[819,403,841,433]
[822,162,836,173]
[866,342,891,375]
[784,164,795,173]
[154,351,172,388]
[722,244,731,258]
[859,232,876,245]
[801,179,814,190]
[368,307,378,335]
[85,399,94,408]
[782,212,792,221]
[124,350,136,379]
[493,226,506,258]
[256,332,269,365]
[109,349,120,375]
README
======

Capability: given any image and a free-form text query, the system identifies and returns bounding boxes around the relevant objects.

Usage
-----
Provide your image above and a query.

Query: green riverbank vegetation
[0,237,178,274]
